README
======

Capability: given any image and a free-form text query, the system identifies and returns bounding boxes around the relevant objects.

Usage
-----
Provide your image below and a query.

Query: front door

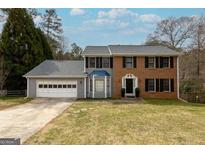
[126,79,133,93]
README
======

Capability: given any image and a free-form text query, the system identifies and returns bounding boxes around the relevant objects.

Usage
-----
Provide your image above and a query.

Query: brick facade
[113,56,178,98]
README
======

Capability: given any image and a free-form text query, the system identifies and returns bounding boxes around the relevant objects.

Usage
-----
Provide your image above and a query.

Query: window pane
[48,84,52,88]
[125,57,133,68]
[72,85,76,88]
[148,79,155,91]
[161,57,169,67]
[39,84,43,88]
[67,84,71,88]
[162,79,169,91]
[102,57,110,68]
[53,84,57,88]
[43,84,48,88]
[148,57,155,68]
[58,85,62,88]
[89,57,95,68]
[95,80,104,92]
[63,85,66,88]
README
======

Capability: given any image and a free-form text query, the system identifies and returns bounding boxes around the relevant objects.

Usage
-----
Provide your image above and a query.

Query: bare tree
[147,17,195,51]
[189,15,205,78]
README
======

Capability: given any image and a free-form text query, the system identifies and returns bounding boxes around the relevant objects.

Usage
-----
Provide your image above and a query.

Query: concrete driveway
[0,98,74,144]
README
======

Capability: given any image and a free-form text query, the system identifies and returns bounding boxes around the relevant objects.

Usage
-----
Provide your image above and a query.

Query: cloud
[121,27,150,36]
[139,14,161,23]
[70,8,85,16]
[98,9,138,19]
[84,18,115,27]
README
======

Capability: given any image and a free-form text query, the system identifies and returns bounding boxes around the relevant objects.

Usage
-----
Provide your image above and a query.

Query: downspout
[177,56,180,99]
[84,77,86,98]
[26,77,29,98]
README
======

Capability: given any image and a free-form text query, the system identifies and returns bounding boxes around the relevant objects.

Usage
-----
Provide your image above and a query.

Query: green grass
[0,96,32,110]
[25,99,205,144]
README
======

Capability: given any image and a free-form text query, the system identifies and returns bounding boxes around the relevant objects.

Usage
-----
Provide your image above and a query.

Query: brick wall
[113,56,178,98]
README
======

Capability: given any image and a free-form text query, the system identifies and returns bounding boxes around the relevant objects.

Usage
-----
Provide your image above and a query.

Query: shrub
[180,80,203,94]
[121,88,125,97]
[135,88,140,97]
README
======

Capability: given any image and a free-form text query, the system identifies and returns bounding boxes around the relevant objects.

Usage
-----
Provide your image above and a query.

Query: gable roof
[83,46,110,56]
[23,60,86,78]
[82,45,181,56]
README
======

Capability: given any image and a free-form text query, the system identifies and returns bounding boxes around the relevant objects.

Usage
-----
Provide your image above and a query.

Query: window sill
[146,91,173,93]
[145,67,172,70]
[123,67,136,69]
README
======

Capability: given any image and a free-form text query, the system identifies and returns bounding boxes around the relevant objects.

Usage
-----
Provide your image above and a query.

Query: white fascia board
[82,54,111,57]
[23,75,87,78]
[112,53,181,56]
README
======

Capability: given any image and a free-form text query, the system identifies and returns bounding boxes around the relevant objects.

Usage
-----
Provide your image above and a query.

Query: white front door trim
[122,74,138,96]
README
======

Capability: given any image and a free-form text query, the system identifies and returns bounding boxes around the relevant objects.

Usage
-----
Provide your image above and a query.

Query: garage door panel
[36,80,77,98]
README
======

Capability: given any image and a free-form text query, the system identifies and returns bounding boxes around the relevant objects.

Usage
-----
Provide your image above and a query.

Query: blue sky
[1,8,205,49]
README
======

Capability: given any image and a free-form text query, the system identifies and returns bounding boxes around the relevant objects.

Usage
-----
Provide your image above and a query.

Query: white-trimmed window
[102,57,110,68]
[95,80,104,92]
[147,79,155,92]
[160,79,170,92]
[125,57,133,68]
[89,57,96,68]
[160,57,169,68]
[148,57,155,68]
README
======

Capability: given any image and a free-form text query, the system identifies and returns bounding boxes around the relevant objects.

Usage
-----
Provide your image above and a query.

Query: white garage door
[36,80,77,98]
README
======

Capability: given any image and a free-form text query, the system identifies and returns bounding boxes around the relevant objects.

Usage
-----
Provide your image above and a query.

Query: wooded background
[0,9,204,102]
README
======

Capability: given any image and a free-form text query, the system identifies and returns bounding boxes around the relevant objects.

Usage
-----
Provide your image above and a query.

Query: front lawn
[25,99,205,144]
[0,96,32,110]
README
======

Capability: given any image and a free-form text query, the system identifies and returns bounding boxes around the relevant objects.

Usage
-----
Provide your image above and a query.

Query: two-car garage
[23,60,86,98]
[36,80,77,98]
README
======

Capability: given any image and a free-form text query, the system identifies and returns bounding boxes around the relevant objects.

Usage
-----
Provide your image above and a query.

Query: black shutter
[96,57,99,68]
[156,79,159,92]
[170,57,174,68]
[86,57,88,68]
[171,79,174,92]
[100,57,102,68]
[145,79,148,92]
[145,57,148,68]
[160,57,163,68]
[123,57,125,68]
[156,57,159,68]
[160,79,164,92]
[133,57,136,68]
[110,57,113,68]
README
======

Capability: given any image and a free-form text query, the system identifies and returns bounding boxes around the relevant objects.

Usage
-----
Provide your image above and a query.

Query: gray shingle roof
[109,45,180,56]
[82,45,180,56]
[23,60,85,77]
[82,46,110,56]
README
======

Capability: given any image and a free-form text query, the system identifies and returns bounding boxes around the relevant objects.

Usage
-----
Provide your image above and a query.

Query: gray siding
[27,78,84,98]
[28,78,36,97]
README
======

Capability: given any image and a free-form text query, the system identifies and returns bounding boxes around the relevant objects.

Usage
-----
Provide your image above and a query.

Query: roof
[82,45,181,56]
[23,60,86,78]
[82,46,110,56]
[88,70,110,77]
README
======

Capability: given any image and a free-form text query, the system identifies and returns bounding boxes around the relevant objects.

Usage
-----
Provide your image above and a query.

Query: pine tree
[41,9,63,53]
[0,9,52,90]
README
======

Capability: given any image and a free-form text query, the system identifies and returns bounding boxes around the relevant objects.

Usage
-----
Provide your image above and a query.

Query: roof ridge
[107,46,112,55]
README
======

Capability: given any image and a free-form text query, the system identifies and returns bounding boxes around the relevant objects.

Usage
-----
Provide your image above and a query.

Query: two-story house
[24,45,180,99]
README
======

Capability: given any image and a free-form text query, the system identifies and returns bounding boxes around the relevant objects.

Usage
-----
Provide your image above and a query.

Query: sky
[1,8,205,49]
